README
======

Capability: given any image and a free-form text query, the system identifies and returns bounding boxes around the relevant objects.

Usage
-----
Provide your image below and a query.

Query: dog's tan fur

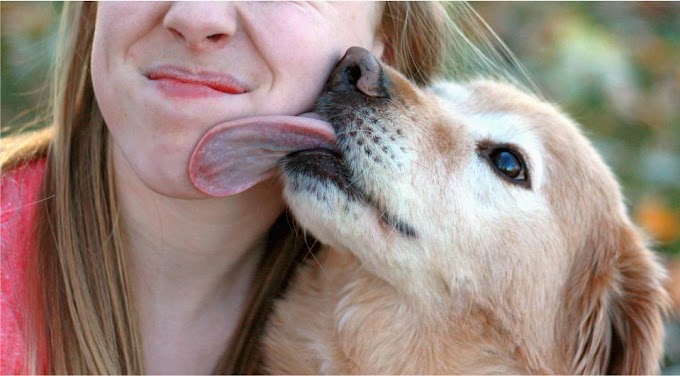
[263,59,669,374]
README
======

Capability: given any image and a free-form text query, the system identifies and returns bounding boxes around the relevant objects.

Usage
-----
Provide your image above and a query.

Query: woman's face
[91,2,384,198]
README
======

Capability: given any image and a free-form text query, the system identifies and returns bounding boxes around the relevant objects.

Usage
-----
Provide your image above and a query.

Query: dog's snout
[329,46,388,98]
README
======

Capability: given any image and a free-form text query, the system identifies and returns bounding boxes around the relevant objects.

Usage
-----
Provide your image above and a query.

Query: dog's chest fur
[262,248,557,374]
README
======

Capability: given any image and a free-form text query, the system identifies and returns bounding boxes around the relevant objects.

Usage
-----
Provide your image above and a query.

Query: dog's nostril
[329,46,389,98]
[345,65,362,87]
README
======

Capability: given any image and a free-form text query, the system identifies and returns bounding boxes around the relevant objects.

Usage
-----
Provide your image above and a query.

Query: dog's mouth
[279,47,417,238]
[187,47,416,237]
[280,145,416,238]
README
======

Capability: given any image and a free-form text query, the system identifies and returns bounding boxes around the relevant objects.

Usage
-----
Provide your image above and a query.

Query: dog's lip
[286,147,341,159]
[282,146,363,200]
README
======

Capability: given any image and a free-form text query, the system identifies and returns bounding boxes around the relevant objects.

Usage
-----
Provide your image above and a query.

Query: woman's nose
[163,2,238,52]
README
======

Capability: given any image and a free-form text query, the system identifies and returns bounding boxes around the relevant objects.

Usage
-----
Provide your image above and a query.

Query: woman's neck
[112,147,284,373]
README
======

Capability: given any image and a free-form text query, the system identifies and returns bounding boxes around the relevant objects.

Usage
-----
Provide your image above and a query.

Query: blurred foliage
[1,2,61,133]
[2,1,680,371]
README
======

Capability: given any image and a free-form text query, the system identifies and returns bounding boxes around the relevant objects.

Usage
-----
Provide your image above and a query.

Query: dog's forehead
[428,81,473,104]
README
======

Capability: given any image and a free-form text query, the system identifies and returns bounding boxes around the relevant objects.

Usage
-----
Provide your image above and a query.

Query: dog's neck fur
[264,247,564,374]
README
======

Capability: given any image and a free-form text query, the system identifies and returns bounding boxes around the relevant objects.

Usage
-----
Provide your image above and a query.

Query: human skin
[90,2,384,373]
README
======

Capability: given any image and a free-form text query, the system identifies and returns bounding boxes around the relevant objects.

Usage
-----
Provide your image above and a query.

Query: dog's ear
[561,222,668,374]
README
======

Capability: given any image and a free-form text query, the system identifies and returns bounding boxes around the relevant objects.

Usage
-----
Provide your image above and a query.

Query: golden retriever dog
[180,44,673,372]
[251,47,671,374]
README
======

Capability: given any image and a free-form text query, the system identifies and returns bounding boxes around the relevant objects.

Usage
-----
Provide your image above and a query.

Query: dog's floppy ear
[561,222,668,374]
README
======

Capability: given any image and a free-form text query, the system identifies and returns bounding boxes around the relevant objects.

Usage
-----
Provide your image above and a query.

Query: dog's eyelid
[476,141,532,190]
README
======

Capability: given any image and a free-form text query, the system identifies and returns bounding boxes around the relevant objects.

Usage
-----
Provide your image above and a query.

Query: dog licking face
[264,47,669,374]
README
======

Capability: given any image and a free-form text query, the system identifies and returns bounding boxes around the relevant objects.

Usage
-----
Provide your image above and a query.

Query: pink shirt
[1,159,46,374]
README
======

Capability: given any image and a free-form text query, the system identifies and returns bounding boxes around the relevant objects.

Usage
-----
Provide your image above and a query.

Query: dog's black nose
[328,46,388,98]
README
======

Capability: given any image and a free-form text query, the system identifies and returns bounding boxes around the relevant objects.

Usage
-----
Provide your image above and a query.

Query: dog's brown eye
[491,149,526,181]
[477,142,531,189]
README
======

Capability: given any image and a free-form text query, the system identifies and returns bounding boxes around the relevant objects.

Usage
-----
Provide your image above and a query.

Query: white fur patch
[428,81,473,106]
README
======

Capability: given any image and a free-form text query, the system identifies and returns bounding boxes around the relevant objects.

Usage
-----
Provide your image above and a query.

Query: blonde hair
[1,2,526,373]
[383,2,537,92]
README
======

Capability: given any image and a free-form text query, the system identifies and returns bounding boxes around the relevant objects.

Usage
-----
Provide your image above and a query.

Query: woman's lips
[146,65,247,98]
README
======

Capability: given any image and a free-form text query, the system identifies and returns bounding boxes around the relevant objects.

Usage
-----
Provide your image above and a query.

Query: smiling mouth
[146,65,247,95]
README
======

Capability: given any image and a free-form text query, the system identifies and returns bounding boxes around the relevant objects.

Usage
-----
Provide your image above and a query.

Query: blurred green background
[2,1,679,372]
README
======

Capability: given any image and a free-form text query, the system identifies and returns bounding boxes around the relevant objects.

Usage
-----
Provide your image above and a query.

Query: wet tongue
[189,114,336,197]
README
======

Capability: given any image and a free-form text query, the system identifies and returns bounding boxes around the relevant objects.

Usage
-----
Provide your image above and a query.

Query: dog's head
[280,47,668,374]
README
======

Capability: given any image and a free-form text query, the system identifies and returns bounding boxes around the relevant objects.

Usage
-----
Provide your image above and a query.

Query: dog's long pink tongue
[189,114,335,197]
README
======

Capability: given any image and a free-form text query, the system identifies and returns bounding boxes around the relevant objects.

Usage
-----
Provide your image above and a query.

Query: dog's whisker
[382,211,399,242]
[303,234,320,254]
[297,228,311,258]
[307,247,329,280]
[411,160,436,177]
[462,299,474,328]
